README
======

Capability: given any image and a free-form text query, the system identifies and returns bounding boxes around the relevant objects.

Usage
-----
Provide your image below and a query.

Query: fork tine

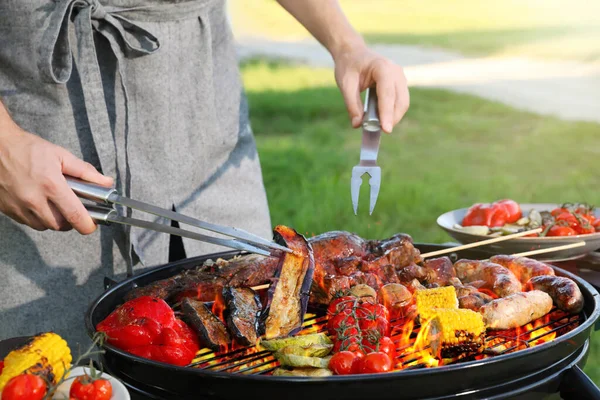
[368,167,382,215]
[351,168,363,215]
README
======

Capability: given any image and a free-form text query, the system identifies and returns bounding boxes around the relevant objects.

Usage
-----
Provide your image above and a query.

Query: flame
[211,292,226,324]
[477,288,498,299]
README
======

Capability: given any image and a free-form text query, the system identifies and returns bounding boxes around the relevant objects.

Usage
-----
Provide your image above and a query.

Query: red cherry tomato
[333,335,361,353]
[329,351,358,375]
[1,374,47,400]
[547,225,577,237]
[327,296,356,316]
[377,336,397,360]
[551,207,570,217]
[70,376,113,400]
[0,360,4,374]
[357,352,393,374]
[350,352,365,374]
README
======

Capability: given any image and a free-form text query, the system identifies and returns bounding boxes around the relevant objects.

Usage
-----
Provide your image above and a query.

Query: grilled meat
[489,255,555,285]
[263,226,315,339]
[454,259,522,298]
[449,277,494,311]
[422,257,456,287]
[223,287,262,346]
[181,298,230,352]
[527,275,584,314]
[480,290,553,330]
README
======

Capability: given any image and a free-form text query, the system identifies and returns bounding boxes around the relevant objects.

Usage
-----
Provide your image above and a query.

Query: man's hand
[0,116,113,234]
[334,45,409,134]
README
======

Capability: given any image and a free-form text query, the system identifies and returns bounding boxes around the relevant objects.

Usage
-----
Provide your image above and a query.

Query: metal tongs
[351,87,382,215]
[66,177,291,257]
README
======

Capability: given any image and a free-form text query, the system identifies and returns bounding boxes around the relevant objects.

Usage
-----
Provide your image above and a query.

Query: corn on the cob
[415,286,458,321]
[0,332,72,391]
[428,308,486,358]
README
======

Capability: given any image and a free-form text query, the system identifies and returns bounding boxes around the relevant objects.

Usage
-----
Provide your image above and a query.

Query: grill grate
[187,309,581,375]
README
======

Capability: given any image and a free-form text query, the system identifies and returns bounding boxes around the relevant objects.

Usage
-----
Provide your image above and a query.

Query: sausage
[527,275,584,314]
[454,259,522,298]
[489,255,554,284]
[480,290,553,330]
[458,292,494,311]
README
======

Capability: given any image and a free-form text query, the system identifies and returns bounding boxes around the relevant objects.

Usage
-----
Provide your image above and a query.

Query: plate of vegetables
[437,201,600,261]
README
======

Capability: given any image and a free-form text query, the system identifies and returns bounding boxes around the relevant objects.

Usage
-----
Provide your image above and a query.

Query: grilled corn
[415,286,459,321]
[428,308,486,358]
[0,332,72,391]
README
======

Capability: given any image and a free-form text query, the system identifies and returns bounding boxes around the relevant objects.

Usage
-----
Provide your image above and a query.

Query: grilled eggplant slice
[181,297,230,352]
[263,225,315,339]
[222,287,262,346]
[260,333,332,351]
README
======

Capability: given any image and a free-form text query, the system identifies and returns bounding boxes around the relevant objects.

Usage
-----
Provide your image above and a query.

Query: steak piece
[223,287,262,346]
[181,297,230,352]
[422,257,456,287]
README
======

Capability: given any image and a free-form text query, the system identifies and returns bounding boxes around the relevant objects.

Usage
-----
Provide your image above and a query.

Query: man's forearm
[276,0,366,60]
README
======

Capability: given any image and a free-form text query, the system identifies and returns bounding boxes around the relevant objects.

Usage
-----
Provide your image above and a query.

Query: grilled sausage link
[489,255,554,284]
[454,259,522,298]
[527,275,584,314]
[480,290,553,330]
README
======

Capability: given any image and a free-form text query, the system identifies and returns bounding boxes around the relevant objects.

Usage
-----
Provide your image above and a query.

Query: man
[0,0,409,347]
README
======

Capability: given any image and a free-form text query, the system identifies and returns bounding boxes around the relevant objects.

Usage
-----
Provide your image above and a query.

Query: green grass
[241,59,600,382]
[230,0,600,61]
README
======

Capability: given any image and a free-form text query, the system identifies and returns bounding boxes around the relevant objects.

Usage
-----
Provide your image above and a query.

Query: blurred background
[228,0,600,382]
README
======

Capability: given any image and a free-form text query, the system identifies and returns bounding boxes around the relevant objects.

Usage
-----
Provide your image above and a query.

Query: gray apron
[0,0,272,348]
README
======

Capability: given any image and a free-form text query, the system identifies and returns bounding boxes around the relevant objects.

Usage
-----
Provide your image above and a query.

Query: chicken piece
[527,275,584,314]
[480,290,553,330]
[489,255,555,285]
[454,259,521,298]
[422,257,456,287]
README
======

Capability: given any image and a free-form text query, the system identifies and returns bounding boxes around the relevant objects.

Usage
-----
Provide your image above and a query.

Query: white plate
[53,366,130,400]
[437,203,600,261]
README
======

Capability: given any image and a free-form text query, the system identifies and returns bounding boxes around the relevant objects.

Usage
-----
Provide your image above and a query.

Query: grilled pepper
[96,296,199,366]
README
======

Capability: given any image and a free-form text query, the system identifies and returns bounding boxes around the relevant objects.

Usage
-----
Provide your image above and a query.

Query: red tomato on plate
[70,375,113,400]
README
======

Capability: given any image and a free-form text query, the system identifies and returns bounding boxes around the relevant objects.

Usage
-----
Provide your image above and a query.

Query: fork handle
[363,87,380,132]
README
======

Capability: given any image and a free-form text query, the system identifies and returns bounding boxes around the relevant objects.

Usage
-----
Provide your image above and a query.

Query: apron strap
[38,0,160,180]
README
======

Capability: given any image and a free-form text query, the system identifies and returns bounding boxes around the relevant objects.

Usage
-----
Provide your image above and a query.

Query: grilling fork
[66,177,292,257]
[351,87,382,215]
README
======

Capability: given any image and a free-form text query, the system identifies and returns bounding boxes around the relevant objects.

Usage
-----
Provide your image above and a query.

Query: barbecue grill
[86,244,600,400]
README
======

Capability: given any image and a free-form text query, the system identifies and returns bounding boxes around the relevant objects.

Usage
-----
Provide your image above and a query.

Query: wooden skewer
[510,241,586,258]
[420,227,543,258]
[248,236,585,292]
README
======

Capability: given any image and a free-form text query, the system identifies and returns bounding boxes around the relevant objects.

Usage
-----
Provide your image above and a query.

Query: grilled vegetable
[0,332,72,391]
[527,275,584,314]
[415,286,458,321]
[263,225,315,339]
[349,284,377,300]
[275,344,333,358]
[272,368,333,377]
[181,297,230,352]
[428,308,485,358]
[480,290,553,330]
[223,287,262,346]
[260,333,332,351]
[276,354,332,369]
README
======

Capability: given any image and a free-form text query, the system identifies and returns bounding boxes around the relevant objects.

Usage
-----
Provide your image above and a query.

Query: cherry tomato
[377,337,397,360]
[555,213,579,229]
[547,225,577,237]
[350,351,365,374]
[328,313,357,336]
[357,352,393,374]
[551,207,570,217]
[327,296,356,316]
[333,335,361,353]
[70,376,113,400]
[494,199,522,223]
[1,374,47,400]
[329,351,357,375]
[594,219,600,232]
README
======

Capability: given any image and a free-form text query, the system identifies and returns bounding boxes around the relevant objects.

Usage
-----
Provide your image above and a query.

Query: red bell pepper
[462,203,508,227]
[97,296,199,366]
[493,199,521,223]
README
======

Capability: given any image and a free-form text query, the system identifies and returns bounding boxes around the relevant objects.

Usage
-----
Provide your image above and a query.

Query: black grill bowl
[85,245,600,400]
